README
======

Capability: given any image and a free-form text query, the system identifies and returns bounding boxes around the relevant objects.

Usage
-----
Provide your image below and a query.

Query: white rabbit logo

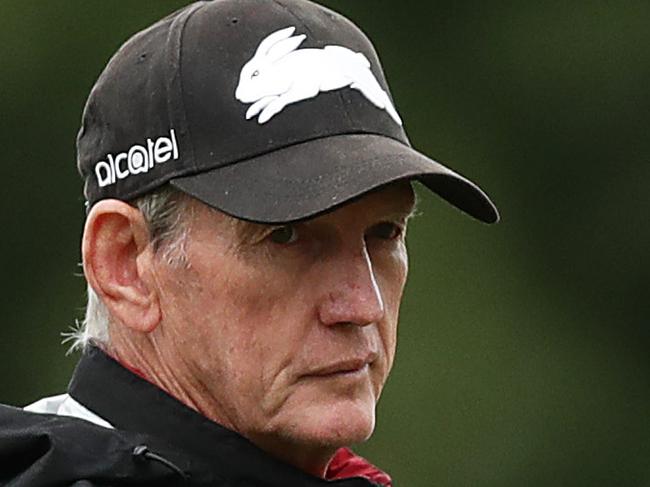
[235,26,402,125]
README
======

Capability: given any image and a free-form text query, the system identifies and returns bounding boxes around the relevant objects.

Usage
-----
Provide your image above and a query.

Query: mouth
[306,353,378,379]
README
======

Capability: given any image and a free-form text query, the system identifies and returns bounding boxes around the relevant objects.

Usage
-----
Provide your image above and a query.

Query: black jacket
[0,347,389,486]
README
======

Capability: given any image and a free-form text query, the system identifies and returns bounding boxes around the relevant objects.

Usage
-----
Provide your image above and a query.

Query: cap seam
[165,1,208,174]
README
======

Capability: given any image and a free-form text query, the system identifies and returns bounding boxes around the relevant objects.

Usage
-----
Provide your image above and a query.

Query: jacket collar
[68,346,388,486]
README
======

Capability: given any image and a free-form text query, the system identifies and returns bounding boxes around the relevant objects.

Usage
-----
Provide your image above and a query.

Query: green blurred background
[1,1,648,485]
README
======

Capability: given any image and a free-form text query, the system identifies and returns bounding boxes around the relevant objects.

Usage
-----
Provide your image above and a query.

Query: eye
[251,70,260,78]
[268,225,298,244]
[368,222,403,240]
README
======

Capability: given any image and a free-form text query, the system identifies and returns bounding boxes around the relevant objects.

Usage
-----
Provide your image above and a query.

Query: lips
[306,352,378,378]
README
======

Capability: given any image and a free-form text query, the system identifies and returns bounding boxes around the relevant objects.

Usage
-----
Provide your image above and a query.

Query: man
[0,0,498,485]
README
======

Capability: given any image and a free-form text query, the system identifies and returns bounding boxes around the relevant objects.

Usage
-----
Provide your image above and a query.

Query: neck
[105,331,212,419]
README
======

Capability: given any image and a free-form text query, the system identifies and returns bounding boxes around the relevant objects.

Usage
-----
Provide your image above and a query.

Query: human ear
[82,199,161,334]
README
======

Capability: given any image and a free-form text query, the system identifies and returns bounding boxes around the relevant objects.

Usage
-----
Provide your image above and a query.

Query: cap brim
[170,134,499,224]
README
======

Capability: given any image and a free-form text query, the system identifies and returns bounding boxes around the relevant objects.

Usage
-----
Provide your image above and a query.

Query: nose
[317,245,385,327]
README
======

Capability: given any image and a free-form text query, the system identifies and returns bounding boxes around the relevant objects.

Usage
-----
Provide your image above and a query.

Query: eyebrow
[407,198,420,220]
[391,200,419,222]
[383,191,419,223]
[230,219,270,246]
[228,190,420,246]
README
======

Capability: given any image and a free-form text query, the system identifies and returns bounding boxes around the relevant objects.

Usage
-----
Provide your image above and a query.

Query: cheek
[374,244,409,371]
[173,255,310,389]
[374,243,409,316]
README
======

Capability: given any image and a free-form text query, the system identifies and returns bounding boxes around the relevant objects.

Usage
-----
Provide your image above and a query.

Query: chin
[283,395,377,448]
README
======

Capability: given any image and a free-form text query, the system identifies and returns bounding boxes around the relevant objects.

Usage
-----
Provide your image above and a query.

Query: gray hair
[67,186,193,352]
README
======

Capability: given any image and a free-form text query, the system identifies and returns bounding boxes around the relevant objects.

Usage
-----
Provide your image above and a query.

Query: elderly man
[0,0,497,485]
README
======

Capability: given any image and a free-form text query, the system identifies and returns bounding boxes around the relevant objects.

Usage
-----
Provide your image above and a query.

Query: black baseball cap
[77,0,499,224]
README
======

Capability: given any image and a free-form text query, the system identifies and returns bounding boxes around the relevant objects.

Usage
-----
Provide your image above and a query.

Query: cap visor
[170,134,499,224]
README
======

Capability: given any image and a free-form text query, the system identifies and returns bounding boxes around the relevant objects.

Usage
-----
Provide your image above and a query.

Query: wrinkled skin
[110,182,415,476]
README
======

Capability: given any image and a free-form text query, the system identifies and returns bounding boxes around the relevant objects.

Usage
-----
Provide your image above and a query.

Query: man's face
[152,182,415,453]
